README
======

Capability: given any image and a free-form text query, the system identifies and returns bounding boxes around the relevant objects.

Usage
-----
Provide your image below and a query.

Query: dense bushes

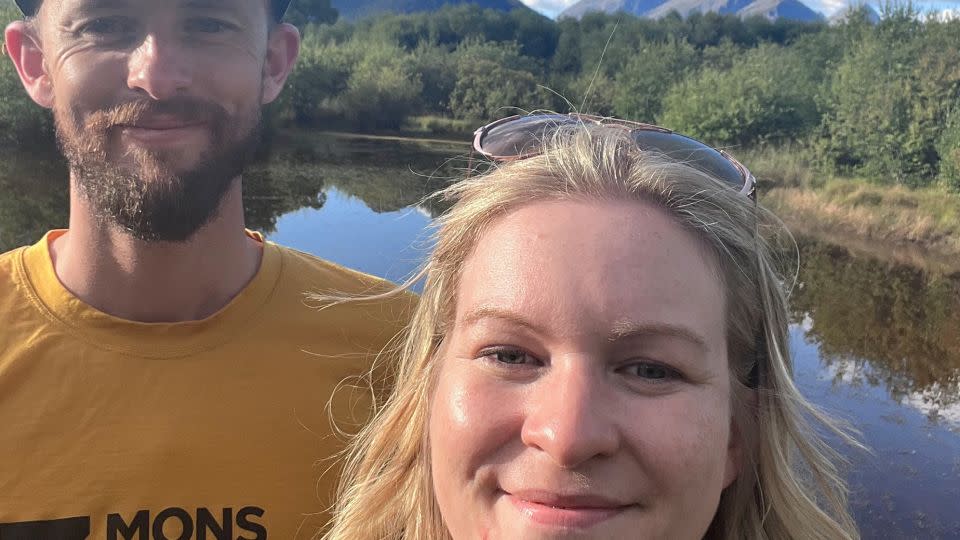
[264,4,960,190]
[818,11,960,186]
[0,3,53,147]
[2,1,960,190]
[660,44,819,147]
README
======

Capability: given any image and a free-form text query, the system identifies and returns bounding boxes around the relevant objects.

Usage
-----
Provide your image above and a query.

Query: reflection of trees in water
[0,133,463,247]
[790,239,960,408]
[267,133,463,219]
[242,161,327,233]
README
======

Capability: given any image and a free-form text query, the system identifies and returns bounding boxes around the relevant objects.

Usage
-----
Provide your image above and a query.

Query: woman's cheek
[431,361,524,466]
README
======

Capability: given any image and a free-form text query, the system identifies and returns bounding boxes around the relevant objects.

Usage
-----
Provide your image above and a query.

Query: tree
[936,111,960,192]
[449,60,542,120]
[340,42,423,130]
[612,38,699,122]
[284,0,337,27]
[659,44,820,147]
[818,12,960,186]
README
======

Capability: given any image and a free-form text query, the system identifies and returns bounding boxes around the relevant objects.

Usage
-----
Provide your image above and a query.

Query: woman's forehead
[452,199,727,345]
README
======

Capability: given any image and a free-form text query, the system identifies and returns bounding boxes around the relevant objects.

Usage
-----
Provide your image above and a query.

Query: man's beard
[55,97,262,243]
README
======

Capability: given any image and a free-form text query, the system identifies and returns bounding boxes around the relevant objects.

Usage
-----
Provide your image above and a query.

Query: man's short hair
[14,0,293,22]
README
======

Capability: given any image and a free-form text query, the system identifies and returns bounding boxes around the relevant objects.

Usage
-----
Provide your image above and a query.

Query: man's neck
[51,180,263,323]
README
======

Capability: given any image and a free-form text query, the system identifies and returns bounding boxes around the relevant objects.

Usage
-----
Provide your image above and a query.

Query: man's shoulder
[268,242,417,321]
[0,244,26,266]
[272,243,403,297]
[0,246,28,290]
[263,243,416,354]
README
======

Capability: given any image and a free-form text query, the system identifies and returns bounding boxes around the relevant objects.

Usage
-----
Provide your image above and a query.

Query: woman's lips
[505,490,633,529]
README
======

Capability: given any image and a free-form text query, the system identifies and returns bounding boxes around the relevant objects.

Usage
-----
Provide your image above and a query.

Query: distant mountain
[560,0,822,21]
[559,0,669,19]
[736,0,823,21]
[644,0,752,18]
[332,0,533,20]
[828,2,880,24]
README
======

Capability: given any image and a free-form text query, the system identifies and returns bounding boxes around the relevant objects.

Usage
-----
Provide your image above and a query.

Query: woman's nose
[520,360,620,469]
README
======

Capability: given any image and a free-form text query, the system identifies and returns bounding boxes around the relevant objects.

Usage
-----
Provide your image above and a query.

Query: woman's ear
[724,390,757,488]
[724,417,743,488]
[261,22,300,105]
[5,21,54,108]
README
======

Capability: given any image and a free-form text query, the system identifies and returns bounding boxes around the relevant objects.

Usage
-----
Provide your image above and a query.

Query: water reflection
[0,133,462,252]
[1,134,957,536]
[790,239,960,420]
[2,135,957,419]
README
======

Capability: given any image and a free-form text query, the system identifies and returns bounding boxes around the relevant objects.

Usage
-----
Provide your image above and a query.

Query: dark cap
[14,0,293,21]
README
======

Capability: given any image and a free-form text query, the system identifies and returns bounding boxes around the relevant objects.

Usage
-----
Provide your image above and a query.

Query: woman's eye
[621,362,680,382]
[480,348,538,366]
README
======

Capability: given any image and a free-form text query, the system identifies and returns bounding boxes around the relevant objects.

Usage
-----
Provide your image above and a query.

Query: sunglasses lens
[632,130,745,191]
[479,114,576,159]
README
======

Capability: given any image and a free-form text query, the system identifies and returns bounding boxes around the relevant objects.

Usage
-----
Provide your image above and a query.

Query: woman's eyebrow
[608,321,707,350]
[459,306,543,333]
[461,308,708,350]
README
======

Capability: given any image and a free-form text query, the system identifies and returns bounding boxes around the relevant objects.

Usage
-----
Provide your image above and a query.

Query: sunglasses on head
[473,113,757,201]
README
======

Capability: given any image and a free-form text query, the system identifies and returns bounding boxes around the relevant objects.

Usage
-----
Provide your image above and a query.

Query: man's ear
[261,22,300,105]
[5,21,54,109]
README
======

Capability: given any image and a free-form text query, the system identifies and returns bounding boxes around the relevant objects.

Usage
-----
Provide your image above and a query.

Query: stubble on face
[54,94,263,243]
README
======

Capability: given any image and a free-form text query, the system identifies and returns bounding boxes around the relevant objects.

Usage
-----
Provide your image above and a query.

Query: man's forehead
[24,0,287,20]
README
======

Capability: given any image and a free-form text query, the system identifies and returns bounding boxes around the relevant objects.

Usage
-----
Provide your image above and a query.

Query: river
[2,132,958,538]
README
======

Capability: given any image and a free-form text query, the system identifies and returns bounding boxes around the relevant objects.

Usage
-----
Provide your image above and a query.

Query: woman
[323,115,861,539]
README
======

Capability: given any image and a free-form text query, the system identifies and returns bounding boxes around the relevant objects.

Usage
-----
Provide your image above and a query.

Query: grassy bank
[744,146,960,271]
[296,131,960,269]
[400,116,476,139]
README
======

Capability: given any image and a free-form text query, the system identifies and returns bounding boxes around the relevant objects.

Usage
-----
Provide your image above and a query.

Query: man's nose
[127,33,192,101]
[520,361,620,468]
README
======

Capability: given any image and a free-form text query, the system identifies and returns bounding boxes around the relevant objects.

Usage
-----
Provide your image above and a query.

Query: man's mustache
[83,98,227,132]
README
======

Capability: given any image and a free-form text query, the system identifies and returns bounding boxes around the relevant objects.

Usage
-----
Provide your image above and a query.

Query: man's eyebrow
[609,320,707,350]
[180,0,233,9]
[72,0,131,10]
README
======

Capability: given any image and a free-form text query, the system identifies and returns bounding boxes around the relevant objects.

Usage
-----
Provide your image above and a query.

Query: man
[0,0,411,538]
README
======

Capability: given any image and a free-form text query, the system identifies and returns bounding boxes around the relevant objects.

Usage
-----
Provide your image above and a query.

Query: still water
[2,133,958,538]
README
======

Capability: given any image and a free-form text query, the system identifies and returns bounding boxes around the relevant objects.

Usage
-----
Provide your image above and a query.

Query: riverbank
[763,183,960,274]
[292,129,960,272]
[741,146,960,273]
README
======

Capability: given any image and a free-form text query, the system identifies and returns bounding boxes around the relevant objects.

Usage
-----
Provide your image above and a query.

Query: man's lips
[116,117,209,145]
[503,489,636,529]
[120,120,207,130]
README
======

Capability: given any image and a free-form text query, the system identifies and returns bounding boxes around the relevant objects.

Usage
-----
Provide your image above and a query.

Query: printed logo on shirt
[0,507,266,540]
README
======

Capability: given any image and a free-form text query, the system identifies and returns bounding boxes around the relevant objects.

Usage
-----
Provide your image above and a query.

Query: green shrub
[449,59,541,120]
[612,38,699,122]
[658,44,819,147]
[817,13,960,187]
[0,4,54,148]
[936,112,960,192]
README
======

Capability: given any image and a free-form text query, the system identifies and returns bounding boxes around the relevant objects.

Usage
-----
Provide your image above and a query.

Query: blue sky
[519,0,960,18]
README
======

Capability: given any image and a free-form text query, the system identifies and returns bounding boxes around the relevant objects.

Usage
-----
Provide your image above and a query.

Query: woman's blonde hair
[322,124,861,540]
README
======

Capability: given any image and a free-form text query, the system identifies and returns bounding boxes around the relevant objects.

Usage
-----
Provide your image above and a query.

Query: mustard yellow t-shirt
[0,231,412,540]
